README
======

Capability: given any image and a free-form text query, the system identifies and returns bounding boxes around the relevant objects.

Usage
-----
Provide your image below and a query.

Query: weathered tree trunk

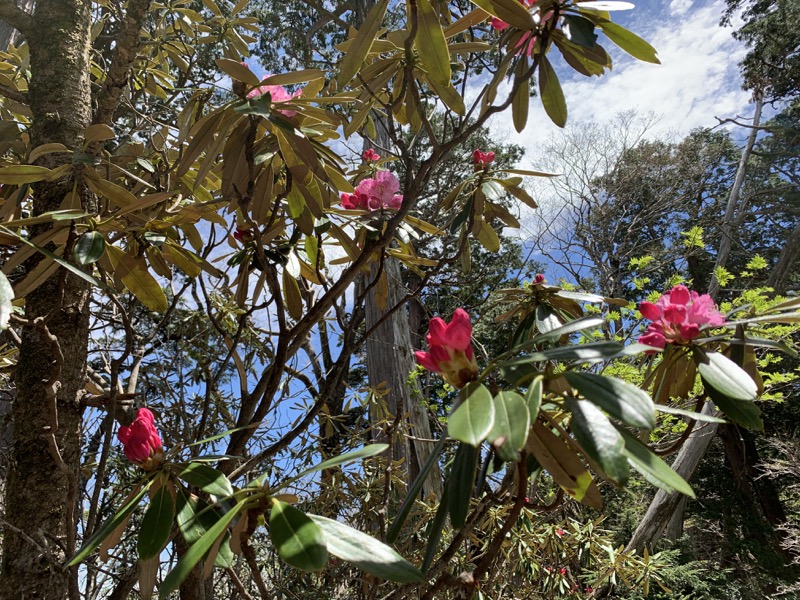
[627,96,765,555]
[0,2,93,599]
[766,219,800,294]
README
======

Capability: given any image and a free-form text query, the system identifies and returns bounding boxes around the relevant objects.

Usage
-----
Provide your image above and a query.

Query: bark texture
[0,2,93,599]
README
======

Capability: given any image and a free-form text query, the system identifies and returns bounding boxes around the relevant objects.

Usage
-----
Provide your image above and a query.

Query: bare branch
[0,0,33,38]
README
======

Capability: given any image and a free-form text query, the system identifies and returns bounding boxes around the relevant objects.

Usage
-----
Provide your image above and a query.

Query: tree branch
[0,0,33,38]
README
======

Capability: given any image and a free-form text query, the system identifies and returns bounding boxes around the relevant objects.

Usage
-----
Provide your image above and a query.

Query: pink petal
[427,317,448,346]
[639,331,666,349]
[663,304,687,325]
[415,351,440,372]
[117,425,132,444]
[445,309,473,351]
[680,323,700,340]
[138,407,155,423]
[668,285,691,305]
[639,301,661,321]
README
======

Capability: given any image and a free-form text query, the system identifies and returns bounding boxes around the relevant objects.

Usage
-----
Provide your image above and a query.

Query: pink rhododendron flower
[533,273,546,285]
[340,170,403,212]
[638,285,726,351]
[363,148,380,162]
[415,308,479,389]
[233,227,254,243]
[489,0,551,58]
[472,149,496,168]
[556,528,565,536]
[118,408,164,470]
[247,75,302,117]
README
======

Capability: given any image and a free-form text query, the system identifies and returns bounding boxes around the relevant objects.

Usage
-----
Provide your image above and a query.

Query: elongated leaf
[703,380,763,430]
[488,391,530,462]
[176,463,234,498]
[106,246,168,312]
[67,481,151,566]
[566,398,628,484]
[501,341,624,367]
[73,231,106,265]
[617,428,694,497]
[215,58,261,85]
[596,19,660,63]
[512,57,530,133]
[526,422,602,508]
[422,484,450,572]
[338,0,389,85]
[656,404,726,423]
[387,436,447,543]
[160,503,243,598]
[539,55,567,127]
[269,499,327,571]
[138,485,175,559]
[0,271,13,331]
[526,376,543,422]
[448,443,478,528]
[309,515,423,583]
[0,165,50,184]
[449,382,495,446]
[695,350,757,402]
[565,371,655,429]
[415,0,451,85]
[535,303,562,334]
[470,0,535,29]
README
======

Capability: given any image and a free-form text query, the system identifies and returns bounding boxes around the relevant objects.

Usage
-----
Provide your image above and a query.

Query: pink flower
[362,148,380,162]
[556,528,565,536]
[489,0,550,58]
[340,170,403,212]
[638,285,725,351]
[533,273,546,285]
[233,227,254,243]
[559,568,567,576]
[415,308,479,389]
[247,75,302,117]
[472,149,496,167]
[489,0,537,31]
[118,408,164,470]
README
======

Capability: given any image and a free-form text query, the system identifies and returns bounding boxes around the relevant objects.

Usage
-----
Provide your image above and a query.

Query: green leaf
[512,58,530,133]
[0,165,51,184]
[563,15,598,48]
[415,0,451,86]
[66,480,151,566]
[702,380,763,430]
[596,19,660,64]
[176,463,234,498]
[73,231,106,265]
[470,0,535,29]
[0,271,13,331]
[617,428,694,497]
[694,350,758,402]
[488,391,530,462]
[538,55,567,127]
[565,371,655,429]
[524,315,605,347]
[138,485,175,559]
[106,246,168,312]
[535,303,562,334]
[160,503,243,598]
[448,443,478,528]
[175,489,234,568]
[566,398,628,484]
[300,444,389,478]
[338,0,389,86]
[310,516,423,583]
[269,499,328,571]
[656,404,726,423]
[422,484,450,572]
[449,382,495,446]
[500,341,625,367]
[387,435,447,543]
[526,376,543,422]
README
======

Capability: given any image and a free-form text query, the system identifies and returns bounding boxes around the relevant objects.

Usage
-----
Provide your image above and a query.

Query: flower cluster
[118,408,164,470]
[472,149,496,167]
[533,273,546,285]
[638,285,725,350]
[341,170,403,211]
[362,148,380,162]
[415,308,479,389]
[247,75,301,117]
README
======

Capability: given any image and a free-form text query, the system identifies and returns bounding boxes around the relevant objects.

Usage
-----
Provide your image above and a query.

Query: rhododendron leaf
[595,19,660,64]
[471,0,536,29]
[448,442,478,528]
[565,371,655,429]
[160,503,243,598]
[67,480,152,566]
[106,246,168,313]
[415,0,451,86]
[309,515,424,583]
[422,483,450,571]
[656,404,726,423]
[73,231,106,265]
[566,398,629,485]
[512,57,530,133]
[138,484,175,559]
[694,349,758,401]
[617,428,694,497]
[449,382,495,446]
[702,380,763,430]
[488,391,530,462]
[269,499,328,571]
[539,55,567,128]
[215,58,261,86]
[535,304,562,334]
[337,0,389,86]
[176,463,234,498]
[526,376,543,422]
[0,165,51,184]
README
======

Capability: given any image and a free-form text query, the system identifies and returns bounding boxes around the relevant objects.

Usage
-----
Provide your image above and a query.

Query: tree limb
[0,0,33,38]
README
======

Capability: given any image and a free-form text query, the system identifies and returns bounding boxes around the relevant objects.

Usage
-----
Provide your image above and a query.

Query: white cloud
[493,0,751,171]
[669,0,694,16]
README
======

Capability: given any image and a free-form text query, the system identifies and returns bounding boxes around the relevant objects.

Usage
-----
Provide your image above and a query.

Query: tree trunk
[627,95,766,555]
[0,2,93,599]
[766,219,800,294]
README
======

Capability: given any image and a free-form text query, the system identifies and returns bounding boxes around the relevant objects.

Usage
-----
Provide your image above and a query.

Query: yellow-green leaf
[106,246,168,312]
[470,0,535,29]
[338,0,389,86]
[539,55,567,127]
[215,58,261,86]
[415,0,452,86]
[0,165,51,184]
[596,19,660,64]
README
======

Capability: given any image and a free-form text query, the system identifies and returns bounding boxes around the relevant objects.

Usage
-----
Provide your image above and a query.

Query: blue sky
[492,0,754,169]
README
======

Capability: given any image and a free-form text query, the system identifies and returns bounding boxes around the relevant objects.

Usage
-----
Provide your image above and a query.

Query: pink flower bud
[118,408,164,470]
[415,308,479,389]
[533,273,546,285]
[472,149,496,167]
[362,148,380,162]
